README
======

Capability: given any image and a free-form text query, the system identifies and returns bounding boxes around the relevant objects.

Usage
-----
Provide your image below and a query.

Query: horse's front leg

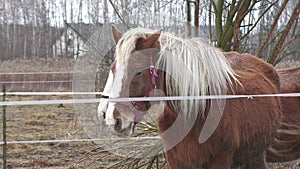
[241,152,267,169]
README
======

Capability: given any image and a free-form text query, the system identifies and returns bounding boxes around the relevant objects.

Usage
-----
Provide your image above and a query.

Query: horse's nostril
[102,112,106,119]
[114,118,122,132]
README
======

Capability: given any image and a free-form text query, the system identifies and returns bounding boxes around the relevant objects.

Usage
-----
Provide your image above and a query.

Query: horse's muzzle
[114,118,136,136]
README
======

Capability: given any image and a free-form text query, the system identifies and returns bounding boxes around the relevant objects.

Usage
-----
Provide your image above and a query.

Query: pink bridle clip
[150,65,158,88]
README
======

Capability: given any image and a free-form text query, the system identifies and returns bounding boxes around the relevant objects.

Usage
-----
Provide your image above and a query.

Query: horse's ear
[112,25,123,44]
[136,29,162,50]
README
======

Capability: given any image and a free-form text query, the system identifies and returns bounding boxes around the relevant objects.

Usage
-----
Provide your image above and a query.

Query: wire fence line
[0,137,161,145]
[0,91,104,96]
[0,71,93,75]
[0,80,94,84]
[0,92,299,106]
[0,71,87,91]
[0,80,73,84]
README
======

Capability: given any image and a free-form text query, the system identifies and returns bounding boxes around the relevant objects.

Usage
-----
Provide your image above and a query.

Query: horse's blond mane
[115,27,239,117]
[115,28,155,66]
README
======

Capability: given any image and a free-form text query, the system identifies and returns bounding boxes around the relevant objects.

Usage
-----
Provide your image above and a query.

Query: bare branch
[108,0,129,30]
[240,0,279,42]
[233,0,252,51]
[268,0,300,64]
[209,0,217,14]
[279,35,300,54]
[255,0,289,57]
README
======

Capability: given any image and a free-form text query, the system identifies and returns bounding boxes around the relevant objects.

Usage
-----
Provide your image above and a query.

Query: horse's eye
[135,71,142,76]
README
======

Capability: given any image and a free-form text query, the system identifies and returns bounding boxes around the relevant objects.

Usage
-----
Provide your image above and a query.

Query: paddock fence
[0,70,300,168]
[0,72,86,92]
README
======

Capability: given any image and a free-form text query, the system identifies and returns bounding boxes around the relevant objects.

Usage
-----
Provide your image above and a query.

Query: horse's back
[277,66,300,93]
[277,65,300,120]
[224,52,280,91]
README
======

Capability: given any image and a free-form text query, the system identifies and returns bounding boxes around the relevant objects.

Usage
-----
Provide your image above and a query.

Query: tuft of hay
[71,120,167,169]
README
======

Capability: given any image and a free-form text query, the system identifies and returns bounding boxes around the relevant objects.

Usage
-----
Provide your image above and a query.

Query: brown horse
[109,26,282,169]
[267,66,300,162]
[225,55,300,163]
[98,47,300,164]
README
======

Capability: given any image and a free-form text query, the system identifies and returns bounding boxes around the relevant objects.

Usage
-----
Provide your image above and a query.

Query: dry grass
[1,95,96,168]
[0,58,75,73]
[0,58,76,92]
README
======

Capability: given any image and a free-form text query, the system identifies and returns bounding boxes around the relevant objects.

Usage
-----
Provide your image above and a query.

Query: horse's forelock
[115,28,158,68]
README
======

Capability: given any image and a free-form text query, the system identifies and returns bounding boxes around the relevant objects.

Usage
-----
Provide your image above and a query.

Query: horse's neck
[157,101,211,134]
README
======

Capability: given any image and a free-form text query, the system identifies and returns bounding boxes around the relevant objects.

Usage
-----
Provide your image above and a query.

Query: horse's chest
[165,134,213,166]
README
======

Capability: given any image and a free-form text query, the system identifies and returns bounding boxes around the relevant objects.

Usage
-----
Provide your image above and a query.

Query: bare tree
[19,0,28,59]
[103,0,109,23]
[268,0,300,64]
[256,0,289,58]
[211,0,260,51]
[88,0,100,24]
[194,0,200,36]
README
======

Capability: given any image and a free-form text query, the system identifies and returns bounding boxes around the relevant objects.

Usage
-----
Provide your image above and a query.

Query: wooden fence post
[2,84,7,169]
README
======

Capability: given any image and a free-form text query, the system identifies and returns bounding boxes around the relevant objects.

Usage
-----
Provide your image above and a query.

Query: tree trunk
[103,0,109,23]
[208,0,213,44]
[232,0,251,51]
[186,0,192,36]
[63,0,68,58]
[77,0,83,59]
[213,0,224,49]
[6,21,10,60]
[211,0,259,51]
[194,0,200,36]
[32,0,37,59]
[19,0,28,59]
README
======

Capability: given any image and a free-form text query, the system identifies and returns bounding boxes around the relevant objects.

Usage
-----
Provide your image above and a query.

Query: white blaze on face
[105,102,116,126]
[97,70,113,123]
[110,62,136,132]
